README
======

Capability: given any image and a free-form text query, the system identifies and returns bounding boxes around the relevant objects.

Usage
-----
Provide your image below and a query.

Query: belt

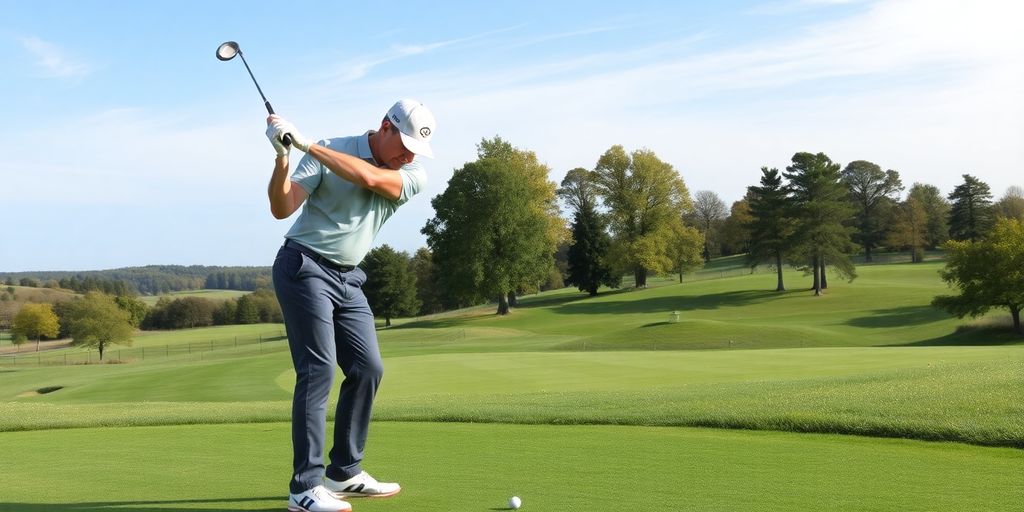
[283,239,356,273]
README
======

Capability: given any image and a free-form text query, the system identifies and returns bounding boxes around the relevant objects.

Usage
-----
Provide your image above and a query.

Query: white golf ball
[509,496,522,509]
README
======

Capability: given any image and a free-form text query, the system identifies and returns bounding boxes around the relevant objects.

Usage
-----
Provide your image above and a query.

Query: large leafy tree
[592,146,692,288]
[933,218,1024,335]
[64,292,134,360]
[668,219,704,283]
[409,248,442,315]
[841,160,902,262]
[995,186,1024,221]
[690,190,728,262]
[362,245,420,327]
[886,196,928,263]
[721,198,752,256]
[423,137,563,315]
[784,152,856,296]
[948,174,994,242]
[907,183,950,249]
[745,167,794,291]
[558,168,618,296]
[12,303,60,351]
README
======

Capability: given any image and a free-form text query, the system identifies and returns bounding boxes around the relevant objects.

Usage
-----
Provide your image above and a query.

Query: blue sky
[2,0,1021,271]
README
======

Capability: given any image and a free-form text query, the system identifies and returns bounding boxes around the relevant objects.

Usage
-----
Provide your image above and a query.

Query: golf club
[216,41,292,146]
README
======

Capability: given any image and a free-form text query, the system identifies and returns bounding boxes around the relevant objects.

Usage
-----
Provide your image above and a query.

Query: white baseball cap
[387,99,436,158]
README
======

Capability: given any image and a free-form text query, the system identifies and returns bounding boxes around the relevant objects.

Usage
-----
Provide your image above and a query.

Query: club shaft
[236,51,274,114]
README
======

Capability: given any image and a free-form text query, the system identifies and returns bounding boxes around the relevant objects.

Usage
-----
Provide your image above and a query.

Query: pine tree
[948,174,994,242]
[558,168,619,295]
[746,167,793,291]
[784,153,857,296]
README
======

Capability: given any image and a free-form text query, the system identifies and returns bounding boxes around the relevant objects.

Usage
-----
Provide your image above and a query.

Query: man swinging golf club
[266,99,435,512]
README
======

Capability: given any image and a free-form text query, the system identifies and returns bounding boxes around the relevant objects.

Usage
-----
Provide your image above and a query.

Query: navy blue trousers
[273,242,383,494]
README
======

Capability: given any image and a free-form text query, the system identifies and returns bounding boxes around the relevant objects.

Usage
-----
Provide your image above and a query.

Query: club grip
[264,101,292,146]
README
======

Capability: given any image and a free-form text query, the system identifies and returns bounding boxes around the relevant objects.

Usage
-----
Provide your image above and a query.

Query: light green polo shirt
[284,132,427,266]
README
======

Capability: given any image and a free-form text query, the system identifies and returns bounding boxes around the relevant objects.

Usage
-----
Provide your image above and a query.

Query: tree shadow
[888,327,1024,346]
[845,305,949,328]
[0,496,281,511]
[552,290,778,316]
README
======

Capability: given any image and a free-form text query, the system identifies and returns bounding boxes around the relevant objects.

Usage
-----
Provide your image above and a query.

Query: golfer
[265,99,435,512]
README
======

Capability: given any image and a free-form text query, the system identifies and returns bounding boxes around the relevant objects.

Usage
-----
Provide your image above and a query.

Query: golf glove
[265,122,289,157]
[267,116,312,152]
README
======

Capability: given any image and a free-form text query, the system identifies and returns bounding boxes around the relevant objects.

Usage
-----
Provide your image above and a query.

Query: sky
[1,0,1022,272]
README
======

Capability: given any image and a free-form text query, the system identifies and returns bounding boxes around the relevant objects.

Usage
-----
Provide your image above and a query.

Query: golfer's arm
[268,155,307,219]
[306,144,402,201]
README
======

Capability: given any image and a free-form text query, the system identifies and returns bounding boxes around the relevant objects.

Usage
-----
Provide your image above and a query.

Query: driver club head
[216,41,240,61]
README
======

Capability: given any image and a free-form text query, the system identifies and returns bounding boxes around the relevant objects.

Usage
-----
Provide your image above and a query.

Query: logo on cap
[419,127,431,138]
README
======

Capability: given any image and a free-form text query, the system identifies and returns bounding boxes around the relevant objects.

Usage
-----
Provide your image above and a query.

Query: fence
[0,330,287,367]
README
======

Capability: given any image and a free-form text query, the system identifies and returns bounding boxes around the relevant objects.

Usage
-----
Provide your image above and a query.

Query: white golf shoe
[325,470,401,498]
[288,485,352,512]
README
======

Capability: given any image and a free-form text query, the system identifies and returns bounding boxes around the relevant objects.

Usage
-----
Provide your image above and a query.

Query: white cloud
[18,36,90,79]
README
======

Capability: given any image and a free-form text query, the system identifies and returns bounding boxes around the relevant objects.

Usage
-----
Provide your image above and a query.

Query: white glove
[267,115,312,152]
[265,121,289,157]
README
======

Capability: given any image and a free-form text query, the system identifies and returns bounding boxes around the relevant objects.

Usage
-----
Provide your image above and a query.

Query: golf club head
[216,41,239,61]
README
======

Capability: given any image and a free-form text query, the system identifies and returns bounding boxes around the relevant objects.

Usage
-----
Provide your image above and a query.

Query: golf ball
[509,496,522,509]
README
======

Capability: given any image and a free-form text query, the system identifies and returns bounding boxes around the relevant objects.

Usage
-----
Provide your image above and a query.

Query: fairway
[1,261,1022,510]
[1,422,1021,512]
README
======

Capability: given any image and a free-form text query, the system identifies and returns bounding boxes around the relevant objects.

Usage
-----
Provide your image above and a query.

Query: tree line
[1,266,273,296]
[358,142,1022,328]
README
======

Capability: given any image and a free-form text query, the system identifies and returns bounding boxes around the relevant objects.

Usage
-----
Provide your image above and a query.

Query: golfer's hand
[265,118,289,157]
[267,115,311,152]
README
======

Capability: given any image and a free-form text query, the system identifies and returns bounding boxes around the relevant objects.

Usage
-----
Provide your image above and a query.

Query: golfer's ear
[380,118,394,133]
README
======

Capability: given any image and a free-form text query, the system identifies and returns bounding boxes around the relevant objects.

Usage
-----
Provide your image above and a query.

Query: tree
[948,174,994,242]
[114,295,150,328]
[423,137,564,314]
[558,168,619,295]
[933,218,1024,335]
[362,245,420,327]
[234,295,260,324]
[592,146,692,288]
[409,248,442,316]
[213,299,238,325]
[784,153,857,296]
[12,303,60,351]
[994,186,1024,221]
[64,292,134,360]
[746,167,794,291]
[721,198,752,256]
[690,190,728,262]
[668,220,704,283]
[907,183,950,250]
[886,196,928,262]
[841,161,902,262]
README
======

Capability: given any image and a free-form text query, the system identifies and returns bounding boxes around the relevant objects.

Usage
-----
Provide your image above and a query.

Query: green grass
[138,289,251,306]
[0,422,1021,511]
[2,347,1021,447]
[1,259,1021,509]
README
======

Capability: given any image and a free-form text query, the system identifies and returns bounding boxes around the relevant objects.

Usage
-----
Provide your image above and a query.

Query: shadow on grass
[846,305,949,328]
[890,327,1024,347]
[0,496,281,511]
[552,290,778,316]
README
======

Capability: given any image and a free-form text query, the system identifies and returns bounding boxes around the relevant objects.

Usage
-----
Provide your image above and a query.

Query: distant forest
[0,266,272,296]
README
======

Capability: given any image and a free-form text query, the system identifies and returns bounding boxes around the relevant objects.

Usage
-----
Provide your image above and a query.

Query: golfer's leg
[274,248,338,494]
[325,280,383,481]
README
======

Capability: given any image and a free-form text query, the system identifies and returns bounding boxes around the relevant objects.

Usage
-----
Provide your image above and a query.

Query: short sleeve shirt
[283,133,427,266]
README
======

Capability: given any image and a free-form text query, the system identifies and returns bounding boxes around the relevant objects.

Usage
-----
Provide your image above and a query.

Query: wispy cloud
[19,36,90,79]
[324,27,521,84]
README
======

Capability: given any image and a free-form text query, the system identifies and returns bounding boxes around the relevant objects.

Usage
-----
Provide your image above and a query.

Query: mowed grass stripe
[0,422,1021,512]
[4,348,1021,447]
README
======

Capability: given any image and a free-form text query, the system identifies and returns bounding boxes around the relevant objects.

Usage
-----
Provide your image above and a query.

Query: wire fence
[0,330,288,367]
